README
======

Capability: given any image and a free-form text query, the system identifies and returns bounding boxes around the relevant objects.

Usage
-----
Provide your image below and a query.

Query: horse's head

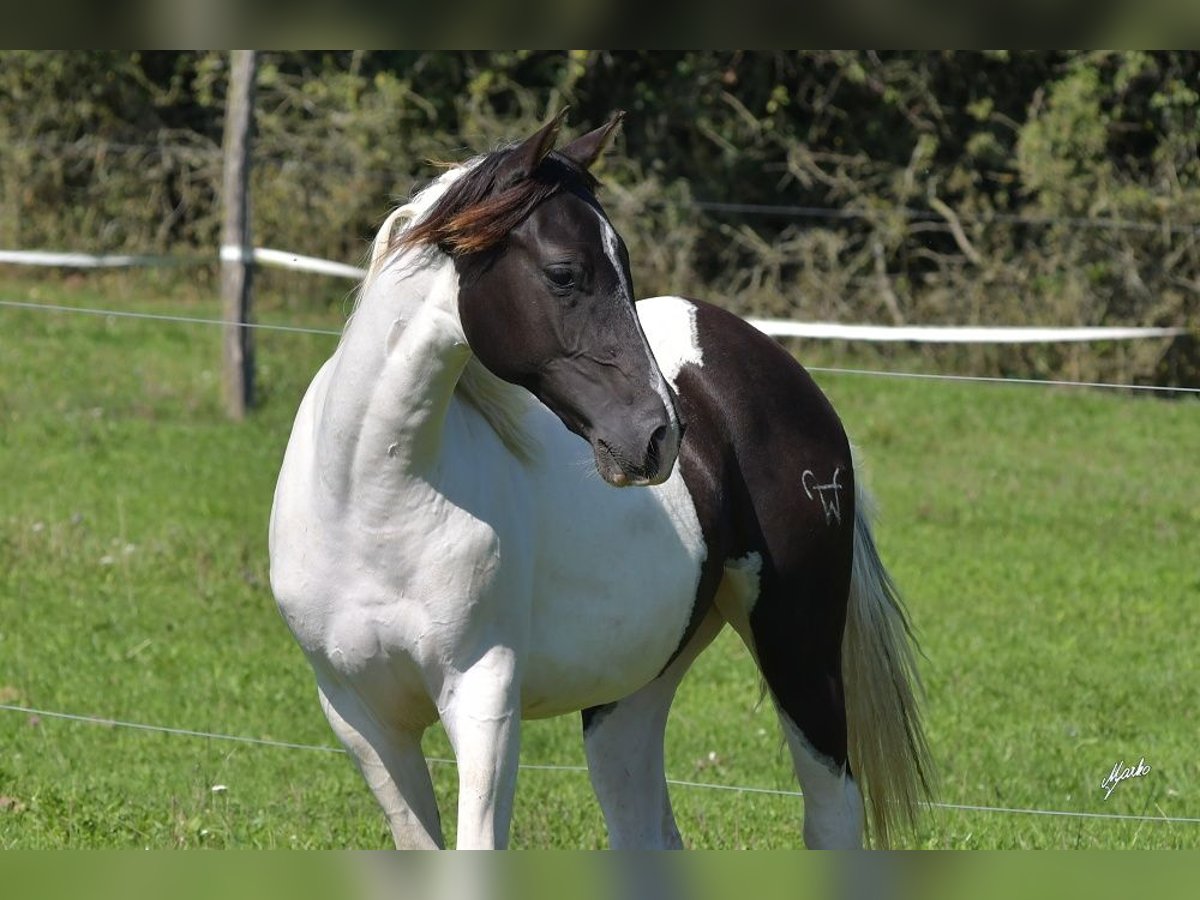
[397,112,682,487]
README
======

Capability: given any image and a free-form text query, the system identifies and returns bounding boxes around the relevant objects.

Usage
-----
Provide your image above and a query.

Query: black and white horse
[269,113,931,849]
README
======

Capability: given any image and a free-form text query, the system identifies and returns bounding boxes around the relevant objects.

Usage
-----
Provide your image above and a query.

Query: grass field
[1,271,1197,849]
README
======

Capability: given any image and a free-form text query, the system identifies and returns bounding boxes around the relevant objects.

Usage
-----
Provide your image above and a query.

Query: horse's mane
[393,148,599,257]
[353,146,601,467]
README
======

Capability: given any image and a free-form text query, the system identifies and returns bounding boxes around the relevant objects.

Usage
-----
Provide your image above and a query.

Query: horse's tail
[842,474,934,848]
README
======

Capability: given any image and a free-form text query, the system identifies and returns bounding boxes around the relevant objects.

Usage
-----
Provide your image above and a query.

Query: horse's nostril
[646,424,669,473]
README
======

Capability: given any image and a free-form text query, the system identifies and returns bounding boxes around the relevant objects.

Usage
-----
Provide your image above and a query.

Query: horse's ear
[497,108,568,188]
[559,110,625,170]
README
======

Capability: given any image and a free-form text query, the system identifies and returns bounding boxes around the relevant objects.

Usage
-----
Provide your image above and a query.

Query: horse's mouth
[592,438,671,488]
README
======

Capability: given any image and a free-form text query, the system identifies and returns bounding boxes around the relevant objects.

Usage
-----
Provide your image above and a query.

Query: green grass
[1,271,1197,848]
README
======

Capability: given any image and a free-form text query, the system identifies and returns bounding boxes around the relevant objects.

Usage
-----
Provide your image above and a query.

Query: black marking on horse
[669,300,855,764]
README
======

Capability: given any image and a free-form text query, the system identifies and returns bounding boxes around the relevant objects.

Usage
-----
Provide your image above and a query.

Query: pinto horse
[269,112,932,849]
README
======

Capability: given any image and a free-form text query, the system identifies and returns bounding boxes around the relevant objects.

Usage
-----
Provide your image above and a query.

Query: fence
[0,245,1189,351]
[4,296,1198,398]
[2,702,1197,828]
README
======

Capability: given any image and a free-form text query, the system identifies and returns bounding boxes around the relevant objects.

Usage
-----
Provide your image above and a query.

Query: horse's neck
[318,256,471,494]
[315,247,540,513]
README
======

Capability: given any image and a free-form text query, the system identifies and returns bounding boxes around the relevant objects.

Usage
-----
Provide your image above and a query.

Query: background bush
[2,51,1197,384]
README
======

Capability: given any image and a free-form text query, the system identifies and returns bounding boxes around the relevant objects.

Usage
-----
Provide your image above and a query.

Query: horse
[268,111,932,849]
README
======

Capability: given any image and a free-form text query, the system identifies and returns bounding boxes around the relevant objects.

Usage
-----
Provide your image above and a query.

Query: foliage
[1,51,1197,383]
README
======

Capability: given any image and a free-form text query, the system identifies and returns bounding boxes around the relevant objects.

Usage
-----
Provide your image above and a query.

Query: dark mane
[394,148,599,257]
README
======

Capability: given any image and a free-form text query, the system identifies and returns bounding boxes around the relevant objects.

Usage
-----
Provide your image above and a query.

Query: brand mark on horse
[802,467,844,524]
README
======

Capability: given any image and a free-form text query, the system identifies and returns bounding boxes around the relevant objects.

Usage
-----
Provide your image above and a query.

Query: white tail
[842,478,934,848]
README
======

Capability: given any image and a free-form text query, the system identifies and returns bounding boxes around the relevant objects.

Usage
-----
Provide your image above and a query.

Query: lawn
[1,271,1197,848]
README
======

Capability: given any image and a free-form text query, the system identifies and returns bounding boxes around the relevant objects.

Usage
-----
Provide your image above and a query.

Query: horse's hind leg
[774,698,863,849]
[582,608,724,849]
[718,553,863,849]
[317,681,444,849]
[759,577,864,848]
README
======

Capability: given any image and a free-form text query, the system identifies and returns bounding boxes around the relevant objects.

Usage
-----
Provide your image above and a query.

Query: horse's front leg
[582,608,724,849]
[439,645,522,849]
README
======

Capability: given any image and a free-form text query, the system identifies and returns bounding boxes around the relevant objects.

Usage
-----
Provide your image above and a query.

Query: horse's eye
[544,265,576,291]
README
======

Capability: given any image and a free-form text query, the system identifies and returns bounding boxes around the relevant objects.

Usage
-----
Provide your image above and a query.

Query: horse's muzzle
[593,418,683,487]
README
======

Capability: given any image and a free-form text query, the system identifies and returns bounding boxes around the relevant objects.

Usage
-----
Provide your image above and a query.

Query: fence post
[220,50,258,421]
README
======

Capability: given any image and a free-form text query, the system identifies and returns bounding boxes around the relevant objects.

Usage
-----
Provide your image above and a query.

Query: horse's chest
[276,400,709,717]
[518,469,708,716]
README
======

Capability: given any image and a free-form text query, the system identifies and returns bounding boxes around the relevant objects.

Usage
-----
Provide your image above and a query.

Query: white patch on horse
[802,467,844,524]
[723,551,762,601]
[635,296,704,389]
[713,551,763,642]
[596,206,635,308]
[776,707,864,848]
[593,208,678,423]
